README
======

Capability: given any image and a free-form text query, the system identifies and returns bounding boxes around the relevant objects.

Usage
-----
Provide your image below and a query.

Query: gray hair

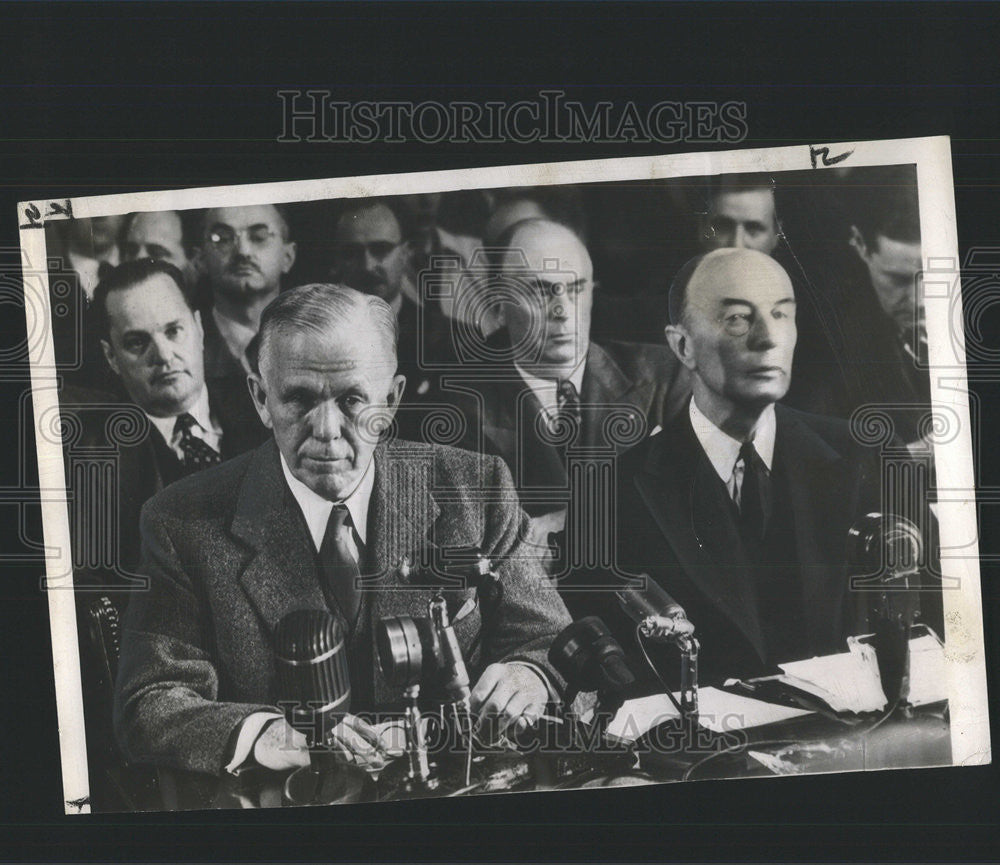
[255,283,398,374]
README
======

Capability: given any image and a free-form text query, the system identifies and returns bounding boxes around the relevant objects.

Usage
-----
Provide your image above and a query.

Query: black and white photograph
[19,137,988,815]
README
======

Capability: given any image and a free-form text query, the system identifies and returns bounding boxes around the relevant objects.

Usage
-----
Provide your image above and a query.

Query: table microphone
[617,576,695,646]
[274,608,351,749]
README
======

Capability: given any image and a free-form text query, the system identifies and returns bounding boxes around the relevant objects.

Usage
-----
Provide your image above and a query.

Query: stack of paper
[607,687,812,742]
[779,640,888,713]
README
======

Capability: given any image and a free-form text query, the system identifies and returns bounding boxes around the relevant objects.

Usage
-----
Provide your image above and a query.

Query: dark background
[1,2,998,861]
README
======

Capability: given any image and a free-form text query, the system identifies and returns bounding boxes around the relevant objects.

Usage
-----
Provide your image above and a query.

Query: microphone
[273,609,351,748]
[616,576,696,647]
[548,616,636,704]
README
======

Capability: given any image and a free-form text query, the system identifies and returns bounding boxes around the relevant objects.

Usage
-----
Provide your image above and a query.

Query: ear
[386,373,406,413]
[848,225,868,262]
[100,339,120,377]
[664,324,697,371]
[281,241,297,275]
[247,374,273,430]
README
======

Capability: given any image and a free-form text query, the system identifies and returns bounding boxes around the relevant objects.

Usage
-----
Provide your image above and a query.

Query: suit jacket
[565,404,921,684]
[200,306,247,383]
[114,438,572,775]
[442,331,690,515]
[62,378,268,582]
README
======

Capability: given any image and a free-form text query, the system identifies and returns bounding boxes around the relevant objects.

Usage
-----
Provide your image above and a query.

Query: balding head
[495,219,594,376]
[666,249,797,429]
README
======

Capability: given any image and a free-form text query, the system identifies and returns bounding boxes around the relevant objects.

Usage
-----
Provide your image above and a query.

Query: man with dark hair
[195,203,297,380]
[565,248,939,683]
[114,283,573,776]
[121,209,199,287]
[69,258,266,574]
[331,198,451,397]
[438,218,689,575]
[699,173,782,255]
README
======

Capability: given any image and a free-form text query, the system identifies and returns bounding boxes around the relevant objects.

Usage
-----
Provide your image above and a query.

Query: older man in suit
[565,248,939,683]
[114,283,571,777]
[434,218,689,575]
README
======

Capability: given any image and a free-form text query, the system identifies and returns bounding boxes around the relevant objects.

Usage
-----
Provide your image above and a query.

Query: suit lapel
[774,406,853,644]
[230,440,327,634]
[579,343,637,449]
[634,417,766,662]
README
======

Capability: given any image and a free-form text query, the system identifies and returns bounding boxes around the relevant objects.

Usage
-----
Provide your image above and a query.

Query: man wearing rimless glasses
[196,203,298,381]
[566,248,940,683]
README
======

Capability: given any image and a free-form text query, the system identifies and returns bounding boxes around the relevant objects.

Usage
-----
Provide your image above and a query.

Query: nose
[363,248,379,273]
[235,230,253,256]
[746,314,777,351]
[733,224,748,249]
[148,334,172,366]
[546,288,571,321]
[311,400,344,442]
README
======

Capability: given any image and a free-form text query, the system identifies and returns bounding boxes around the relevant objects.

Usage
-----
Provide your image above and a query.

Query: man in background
[196,203,297,379]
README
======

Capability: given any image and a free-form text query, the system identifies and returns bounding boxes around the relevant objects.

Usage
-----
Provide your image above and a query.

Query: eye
[123,336,147,353]
[164,324,183,339]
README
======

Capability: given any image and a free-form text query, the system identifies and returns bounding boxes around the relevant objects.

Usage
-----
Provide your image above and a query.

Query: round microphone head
[274,609,351,745]
[848,512,923,580]
[376,615,440,690]
[617,575,686,623]
[549,617,635,696]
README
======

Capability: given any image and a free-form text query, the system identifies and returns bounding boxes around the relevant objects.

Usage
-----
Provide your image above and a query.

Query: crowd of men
[50,166,940,784]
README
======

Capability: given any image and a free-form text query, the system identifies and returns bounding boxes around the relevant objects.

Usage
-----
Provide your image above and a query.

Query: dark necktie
[319,505,362,629]
[556,379,582,430]
[174,412,222,474]
[737,440,772,546]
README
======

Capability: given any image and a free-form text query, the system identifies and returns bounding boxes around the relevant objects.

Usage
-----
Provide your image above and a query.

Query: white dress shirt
[145,386,223,462]
[69,246,119,301]
[513,356,587,433]
[688,398,776,508]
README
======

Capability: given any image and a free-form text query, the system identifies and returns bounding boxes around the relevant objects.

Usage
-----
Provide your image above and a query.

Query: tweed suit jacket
[114,438,572,775]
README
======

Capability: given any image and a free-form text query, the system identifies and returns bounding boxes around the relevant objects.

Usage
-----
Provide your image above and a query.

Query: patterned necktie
[174,412,222,474]
[319,505,362,628]
[737,439,772,546]
[556,379,582,431]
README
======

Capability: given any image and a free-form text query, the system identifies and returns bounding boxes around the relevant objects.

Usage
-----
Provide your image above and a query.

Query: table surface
[159,699,951,810]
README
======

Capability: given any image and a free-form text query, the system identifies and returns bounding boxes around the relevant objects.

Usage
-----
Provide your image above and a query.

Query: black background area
[1,2,998,861]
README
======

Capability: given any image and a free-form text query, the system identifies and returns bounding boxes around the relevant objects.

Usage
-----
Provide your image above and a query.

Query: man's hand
[329,714,390,771]
[470,662,549,742]
[252,719,311,771]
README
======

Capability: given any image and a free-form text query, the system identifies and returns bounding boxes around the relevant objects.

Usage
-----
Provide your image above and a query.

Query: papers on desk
[775,633,948,714]
[606,687,812,743]
[779,640,887,714]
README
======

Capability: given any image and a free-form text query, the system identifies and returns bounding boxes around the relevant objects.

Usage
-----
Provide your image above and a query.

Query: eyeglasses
[206,225,279,253]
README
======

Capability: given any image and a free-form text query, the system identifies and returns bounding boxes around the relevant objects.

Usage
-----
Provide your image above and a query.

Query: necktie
[319,505,362,628]
[556,379,582,431]
[737,440,772,546]
[174,413,222,474]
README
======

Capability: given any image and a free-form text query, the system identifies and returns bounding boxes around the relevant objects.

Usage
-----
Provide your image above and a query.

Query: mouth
[151,370,187,385]
[746,366,786,378]
[302,454,352,470]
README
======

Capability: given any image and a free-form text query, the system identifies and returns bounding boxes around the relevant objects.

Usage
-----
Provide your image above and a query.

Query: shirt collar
[279,451,375,552]
[145,385,214,446]
[688,397,776,483]
[513,352,587,404]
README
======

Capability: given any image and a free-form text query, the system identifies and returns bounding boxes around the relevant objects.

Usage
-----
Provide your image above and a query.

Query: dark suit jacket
[440,332,690,515]
[62,379,268,582]
[200,307,247,383]
[114,438,572,775]
[565,404,929,684]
